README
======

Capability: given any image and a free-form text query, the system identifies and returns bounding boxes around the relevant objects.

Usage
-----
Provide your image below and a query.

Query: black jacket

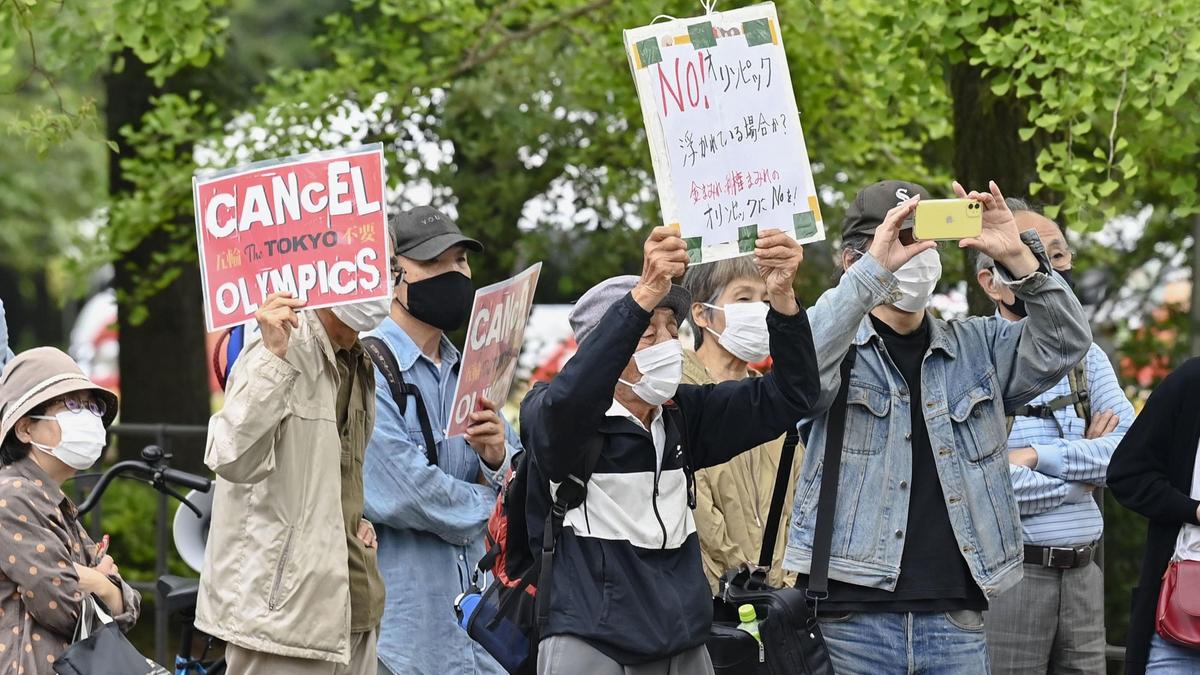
[520,292,819,663]
[1108,357,1200,674]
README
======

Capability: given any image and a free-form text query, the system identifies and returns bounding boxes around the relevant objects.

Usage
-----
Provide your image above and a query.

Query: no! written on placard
[625,2,825,264]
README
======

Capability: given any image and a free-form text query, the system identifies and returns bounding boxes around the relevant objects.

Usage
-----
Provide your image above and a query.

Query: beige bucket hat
[0,347,118,444]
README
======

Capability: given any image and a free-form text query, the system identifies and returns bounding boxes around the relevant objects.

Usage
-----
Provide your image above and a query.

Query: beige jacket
[195,312,380,664]
[684,351,803,594]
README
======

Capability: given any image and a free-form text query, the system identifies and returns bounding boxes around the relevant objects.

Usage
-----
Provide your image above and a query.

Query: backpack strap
[362,336,438,466]
[1009,361,1091,429]
[662,402,696,509]
[758,429,800,569]
[535,434,605,629]
[1068,360,1091,427]
[807,348,858,605]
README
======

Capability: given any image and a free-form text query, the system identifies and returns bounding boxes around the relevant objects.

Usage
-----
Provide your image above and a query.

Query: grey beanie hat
[568,275,691,347]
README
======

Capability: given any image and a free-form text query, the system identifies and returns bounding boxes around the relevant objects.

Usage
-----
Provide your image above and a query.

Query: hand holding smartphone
[913,199,983,241]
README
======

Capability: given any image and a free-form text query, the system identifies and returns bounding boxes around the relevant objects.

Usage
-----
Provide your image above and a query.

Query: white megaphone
[172,489,213,574]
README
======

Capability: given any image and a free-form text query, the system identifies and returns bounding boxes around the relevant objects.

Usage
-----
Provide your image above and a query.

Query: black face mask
[999,267,1076,319]
[401,271,474,331]
[1057,267,1076,291]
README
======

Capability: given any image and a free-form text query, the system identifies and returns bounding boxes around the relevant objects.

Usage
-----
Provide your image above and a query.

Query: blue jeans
[1147,633,1200,673]
[817,610,989,674]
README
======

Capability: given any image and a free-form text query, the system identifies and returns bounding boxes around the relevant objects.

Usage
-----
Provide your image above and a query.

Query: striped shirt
[1006,342,1134,547]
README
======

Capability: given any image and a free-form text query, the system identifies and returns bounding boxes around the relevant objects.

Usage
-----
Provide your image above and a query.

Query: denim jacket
[782,231,1092,599]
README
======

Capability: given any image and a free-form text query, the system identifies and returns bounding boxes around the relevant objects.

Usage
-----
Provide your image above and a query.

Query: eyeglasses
[59,397,107,418]
[1048,248,1074,270]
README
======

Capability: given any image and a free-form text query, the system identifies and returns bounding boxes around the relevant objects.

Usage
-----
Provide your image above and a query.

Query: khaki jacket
[195,312,381,664]
[684,351,802,593]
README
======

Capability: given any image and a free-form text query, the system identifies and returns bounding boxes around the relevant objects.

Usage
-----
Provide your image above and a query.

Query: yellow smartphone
[913,199,983,240]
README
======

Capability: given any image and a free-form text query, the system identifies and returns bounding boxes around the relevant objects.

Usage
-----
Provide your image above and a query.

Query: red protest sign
[193,145,390,332]
[446,263,542,437]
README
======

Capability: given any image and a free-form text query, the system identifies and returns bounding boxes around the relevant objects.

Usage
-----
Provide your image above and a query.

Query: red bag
[1156,559,1200,647]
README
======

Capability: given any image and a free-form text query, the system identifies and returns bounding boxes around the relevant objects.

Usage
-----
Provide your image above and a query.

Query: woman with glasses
[0,347,140,672]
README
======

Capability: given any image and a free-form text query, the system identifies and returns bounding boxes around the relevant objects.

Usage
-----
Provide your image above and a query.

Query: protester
[974,199,1133,674]
[520,225,819,674]
[196,290,392,674]
[1,297,14,367]
[1109,358,1200,674]
[783,180,1092,673]
[0,347,139,672]
[680,257,801,593]
[363,206,521,675]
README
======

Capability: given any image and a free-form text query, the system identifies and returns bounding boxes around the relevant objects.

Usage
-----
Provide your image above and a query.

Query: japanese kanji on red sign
[192,145,390,332]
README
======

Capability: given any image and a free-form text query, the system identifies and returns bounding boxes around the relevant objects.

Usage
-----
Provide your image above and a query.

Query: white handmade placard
[625,3,824,263]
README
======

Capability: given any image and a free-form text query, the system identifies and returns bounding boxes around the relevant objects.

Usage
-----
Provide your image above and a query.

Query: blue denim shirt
[363,318,519,675]
[783,233,1092,599]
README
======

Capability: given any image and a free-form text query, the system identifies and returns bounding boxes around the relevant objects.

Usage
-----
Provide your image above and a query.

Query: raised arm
[205,293,304,483]
[674,305,817,469]
[522,226,685,482]
[807,197,936,414]
[954,181,1092,411]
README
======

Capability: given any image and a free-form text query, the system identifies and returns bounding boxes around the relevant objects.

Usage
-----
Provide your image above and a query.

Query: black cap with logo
[842,180,933,240]
[389,205,484,261]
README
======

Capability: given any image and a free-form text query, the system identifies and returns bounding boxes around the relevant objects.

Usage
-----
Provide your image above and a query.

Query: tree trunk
[950,60,1038,317]
[105,53,210,472]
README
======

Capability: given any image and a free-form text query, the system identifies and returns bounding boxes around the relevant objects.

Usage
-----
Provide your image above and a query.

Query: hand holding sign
[257,292,305,359]
[464,397,506,471]
[633,226,689,312]
[753,228,803,315]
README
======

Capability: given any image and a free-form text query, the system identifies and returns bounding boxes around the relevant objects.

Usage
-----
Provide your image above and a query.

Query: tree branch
[440,0,615,83]
[1106,68,1128,180]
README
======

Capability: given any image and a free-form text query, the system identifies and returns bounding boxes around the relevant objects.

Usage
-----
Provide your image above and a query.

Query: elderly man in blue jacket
[521,225,820,673]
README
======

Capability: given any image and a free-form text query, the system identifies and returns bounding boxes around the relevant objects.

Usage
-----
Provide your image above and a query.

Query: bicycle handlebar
[160,467,212,493]
[75,450,212,517]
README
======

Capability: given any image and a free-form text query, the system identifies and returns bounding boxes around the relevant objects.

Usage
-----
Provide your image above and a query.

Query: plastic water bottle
[737,604,761,642]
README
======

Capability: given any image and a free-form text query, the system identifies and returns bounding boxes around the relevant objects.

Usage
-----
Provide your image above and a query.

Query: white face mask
[331,277,395,332]
[618,339,684,406]
[891,248,942,313]
[29,411,107,470]
[702,301,770,363]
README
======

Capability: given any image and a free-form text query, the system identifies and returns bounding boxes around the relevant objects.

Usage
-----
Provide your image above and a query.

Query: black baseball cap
[842,180,933,240]
[390,206,484,261]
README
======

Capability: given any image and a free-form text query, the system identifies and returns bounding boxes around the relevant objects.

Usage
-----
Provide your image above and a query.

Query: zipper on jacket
[652,473,668,550]
[268,526,296,611]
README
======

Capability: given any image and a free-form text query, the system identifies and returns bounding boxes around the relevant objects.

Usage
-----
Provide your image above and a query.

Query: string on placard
[701,0,718,14]
[651,14,678,24]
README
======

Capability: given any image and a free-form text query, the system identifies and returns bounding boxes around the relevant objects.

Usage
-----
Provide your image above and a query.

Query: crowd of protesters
[1,178,1199,675]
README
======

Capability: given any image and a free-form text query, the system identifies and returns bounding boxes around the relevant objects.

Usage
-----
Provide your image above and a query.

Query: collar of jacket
[370,316,460,372]
[851,312,957,360]
[304,311,369,371]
